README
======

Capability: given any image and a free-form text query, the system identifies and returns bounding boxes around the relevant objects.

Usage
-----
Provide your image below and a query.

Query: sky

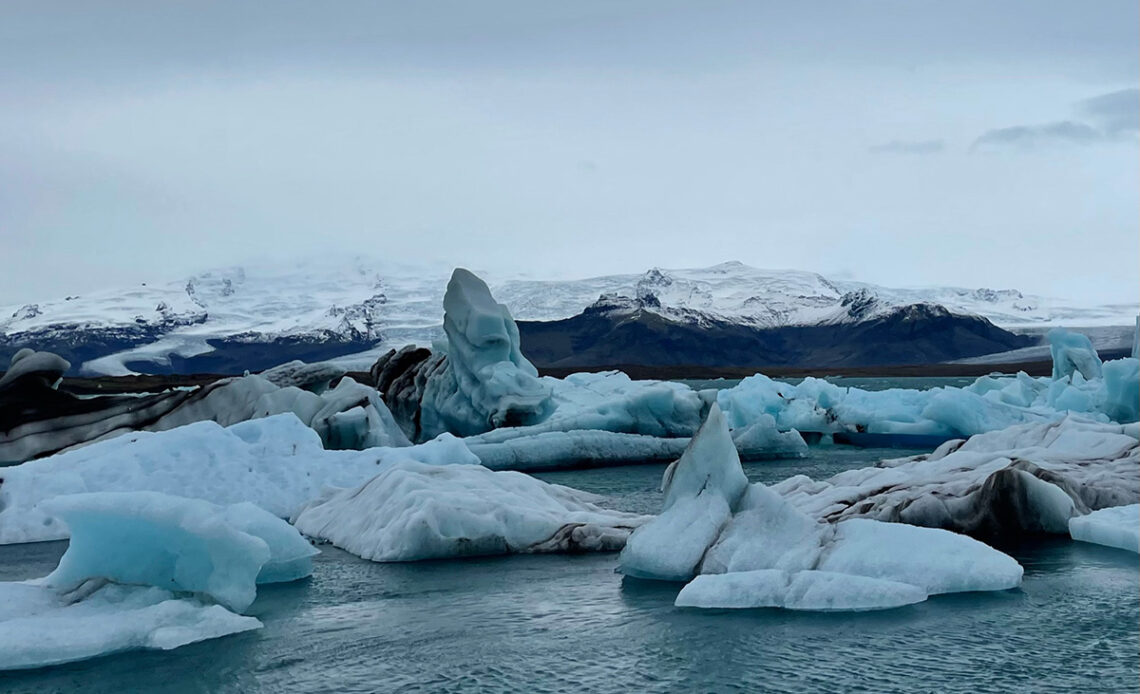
[1,1,1137,306]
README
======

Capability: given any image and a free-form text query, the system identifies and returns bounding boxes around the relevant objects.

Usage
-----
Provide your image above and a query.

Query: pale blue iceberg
[1069,504,1139,553]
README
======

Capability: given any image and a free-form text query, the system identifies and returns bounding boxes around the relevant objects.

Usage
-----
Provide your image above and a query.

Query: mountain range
[1,258,1133,375]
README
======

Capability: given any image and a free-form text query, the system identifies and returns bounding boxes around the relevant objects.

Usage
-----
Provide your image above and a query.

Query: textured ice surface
[0,414,477,544]
[0,365,410,464]
[0,583,260,671]
[716,348,1139,444]
[1069,504,1139,553]
[1048,328,1103,380]
[464,421,807,472]
[0,348,70,389]
[42,492,315,611]
[418,269,554,439]
[618,405,747,581]
[258,359,347,394]
[817,519,1024,595]
[622,405,1023,610]
[292,460,647,561]
[1102,358,1140,424]
[0,491,314,670]
[773,416,1139,541]
[675,570,928,612]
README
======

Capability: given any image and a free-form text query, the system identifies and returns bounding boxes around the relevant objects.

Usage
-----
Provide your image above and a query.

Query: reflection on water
[0,454,1136,693]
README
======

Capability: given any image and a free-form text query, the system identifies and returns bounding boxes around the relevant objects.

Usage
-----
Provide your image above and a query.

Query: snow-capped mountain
[1,258,1134,375]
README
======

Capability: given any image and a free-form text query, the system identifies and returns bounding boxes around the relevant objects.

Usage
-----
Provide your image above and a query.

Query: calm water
[1,449,1137,693]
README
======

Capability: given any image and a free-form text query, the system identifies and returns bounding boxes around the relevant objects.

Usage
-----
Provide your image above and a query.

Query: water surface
[1,450,1136,693]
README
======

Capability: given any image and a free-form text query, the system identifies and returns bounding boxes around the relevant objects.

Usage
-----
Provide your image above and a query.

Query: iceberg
[292,460,648,561]
[714,332,1137,444]
[1102,358,1140,424]
[1048,328,1103,380]
[464,420,808,472]
[675,570,928,612]
[0,490,313,671]
[0,413,478,545]
[0,351,409,464]
[0,583,260,671]
[618,404,747,581]
[1069,504,1139,553]
[774,416,1139,543]
[418,269,555,439]
[621,405,1023,611]
[258,359,347,393]
[42,492,317,611]
[0,347,70,390]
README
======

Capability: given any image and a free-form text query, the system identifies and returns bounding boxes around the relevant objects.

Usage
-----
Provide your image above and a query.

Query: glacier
[621,405,1023,611]
[0,490,314,670]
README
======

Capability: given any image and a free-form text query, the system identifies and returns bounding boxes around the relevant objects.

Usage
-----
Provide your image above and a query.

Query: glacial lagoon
[2,446,1136,694]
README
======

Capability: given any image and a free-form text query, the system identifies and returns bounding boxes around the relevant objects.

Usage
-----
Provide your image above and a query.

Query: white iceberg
[1069,504,1139,553]
[0,413,478,545]
[618,404,747,581]
[773,416,1139,542]
[675,570,928,612]
[292,460,648,561]
[0,583,260,671]
[621,405,1023,611]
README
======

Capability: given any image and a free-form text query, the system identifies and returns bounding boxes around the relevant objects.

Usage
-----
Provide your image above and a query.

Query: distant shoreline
[24,356,1110,396]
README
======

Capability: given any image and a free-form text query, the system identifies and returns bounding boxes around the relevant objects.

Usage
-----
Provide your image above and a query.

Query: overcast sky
[1,1,1137,306]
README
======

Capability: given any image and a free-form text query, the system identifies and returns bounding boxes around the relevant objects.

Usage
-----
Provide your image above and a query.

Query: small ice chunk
[1069,504,1140,553]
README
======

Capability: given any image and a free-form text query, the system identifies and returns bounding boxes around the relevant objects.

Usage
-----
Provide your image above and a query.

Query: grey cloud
[869,139,945,155]
[1078,88,1139,135]
[972,88,1139,150]
[971,121,1104,150]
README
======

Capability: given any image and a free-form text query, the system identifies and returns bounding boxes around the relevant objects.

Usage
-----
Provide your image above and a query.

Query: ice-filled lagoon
[1,447,1136,693]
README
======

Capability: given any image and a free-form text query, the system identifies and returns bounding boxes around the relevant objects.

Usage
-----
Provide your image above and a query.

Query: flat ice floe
[620,405,1023,611]
[1069,504,1139,553]
[292,460,649,561]
[0,491,313,670]
[773,416,1139,542]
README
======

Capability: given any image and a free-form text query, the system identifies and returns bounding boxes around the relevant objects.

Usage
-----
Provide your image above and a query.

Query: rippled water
[2,450,1137,693]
